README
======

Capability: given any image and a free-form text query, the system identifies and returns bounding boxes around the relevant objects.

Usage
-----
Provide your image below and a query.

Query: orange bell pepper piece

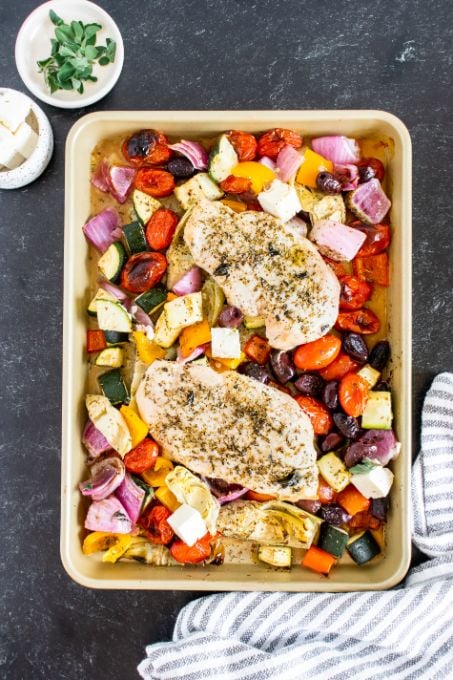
[302,545,336,575]
[245,490,277,502]
[133,331,166,365]
[155,485,181,512]
[142,457,174,487]
[337,485,371,516]
[296,148,333,188]
[221,198,247,213]
[353,253,390,287]
[244,334,271,365]
[179,319,211,358]
[230,161,276,194]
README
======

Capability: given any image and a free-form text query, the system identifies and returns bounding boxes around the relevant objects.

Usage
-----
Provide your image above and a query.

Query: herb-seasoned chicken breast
[136,360,319,501]
[183,200,340,350]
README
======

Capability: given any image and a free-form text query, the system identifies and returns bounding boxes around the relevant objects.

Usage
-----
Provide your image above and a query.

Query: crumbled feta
[0,90,30,132]
[0,126,24,169]
[351,466,394,499]
[258,179,301,222]
[167,503,207,547]
[13,121,38,159]
[211,327,241,359]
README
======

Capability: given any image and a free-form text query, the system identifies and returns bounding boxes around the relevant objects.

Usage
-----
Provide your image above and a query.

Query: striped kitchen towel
[138,373,453,680]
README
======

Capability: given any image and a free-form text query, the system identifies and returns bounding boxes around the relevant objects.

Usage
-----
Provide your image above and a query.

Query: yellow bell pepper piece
[179,319,211,358]
[142,457,174,487]
[82,531,125,555]
[102,534,133,563]
[221,198,247,213]
[231,161,276,194]
[133,331,166,365]
[296,148,333,188]
[119,404,149,448]
[206,347,246,371]
[155,485,181,512]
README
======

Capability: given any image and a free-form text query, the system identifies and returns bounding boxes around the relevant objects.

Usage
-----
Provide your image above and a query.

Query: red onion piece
[83,208,121,254]
[285,216,308,238]
[276,144,302,182]
[218,305,244,328]
[217,487,249,505]
[176,344,208,364]
[80,456,125,501]
[169,141,209,170]
[98,280,129,302]
[109,166,137,204]
[131,304,154,328]
[115,473,145,524]
[84,496,132,533]
[203,477,248,504]
[312,136,360,164]
[172,267,203,295]
[91,160,111,193]
[334,163,359,190]
[345,430,401,468]
[82,420,112,459]
[259,156,276,171]
[347,178,391,225]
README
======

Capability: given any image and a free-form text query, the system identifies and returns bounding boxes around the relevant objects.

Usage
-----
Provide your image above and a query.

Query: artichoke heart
[121,537,174,565]
[294,185,346,225]
[165,466,219,534]
[166,208,196,289]
[217,500,322,549]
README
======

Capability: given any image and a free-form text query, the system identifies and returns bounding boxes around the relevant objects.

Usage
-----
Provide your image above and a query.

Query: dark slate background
[1,0,452,677]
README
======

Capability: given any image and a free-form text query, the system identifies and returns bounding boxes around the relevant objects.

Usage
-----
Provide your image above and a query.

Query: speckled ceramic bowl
[0,88,53,190]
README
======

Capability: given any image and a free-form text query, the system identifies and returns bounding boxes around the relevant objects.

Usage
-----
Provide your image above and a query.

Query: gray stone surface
[0,0,452,677]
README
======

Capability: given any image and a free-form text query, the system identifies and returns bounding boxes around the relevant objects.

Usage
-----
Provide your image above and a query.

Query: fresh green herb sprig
[349,459,377,475]
[37,10,116,94]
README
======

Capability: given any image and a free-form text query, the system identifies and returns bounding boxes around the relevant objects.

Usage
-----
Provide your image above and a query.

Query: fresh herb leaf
[98,56,110,66]
[49,9,63,26]
[84,44,98,60]
[57,61,76,82]
[71,20,84,42]
[84,23,102,40]
[55,25,74,44]
[349,459,377,475]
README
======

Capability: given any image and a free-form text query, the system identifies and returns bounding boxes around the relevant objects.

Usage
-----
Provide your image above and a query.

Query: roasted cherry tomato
[124,439,159,474]
[318,476,337,504]
[121,252,167,293]
[350,222,391,257]
[335,309,381,335]
[257,128,303,160]
[339,372,369,417]
[220,175,252,194]
[322,257,349,278]
[146,208,179,250]
[318,352,360,381]
[294,395,333,435]
[245,490,277,502]
[357,157,385,182]
[139,504,174,545]
[170,533,213,564]
[122,129,171,167]
[353,253,390,287]
[228,130,258,161]
[294,334,341,372]
[339,275,373,311]
[349,510,381,531]
[134,168,175,197]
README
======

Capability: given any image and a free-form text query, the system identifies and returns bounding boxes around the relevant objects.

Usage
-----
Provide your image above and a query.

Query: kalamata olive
[218,305,244,328]
[333,412,361,439]
[369,340,391,371]
[166,157,195,178]
[316,171,342,194]
[357,157,385,183]
[297,209,311,222]
[270,350,295,384]
[294,373,324,397]
[239,362,270,384]
[371,497,389,521]
[374,381,391,392]
[342,333,369,363]
[319,431,344,453]
[296,499,321,514]
[358,165,375,183]
[320,504,351,526]
[126,130,157,158]
[322,381,339,410]
[344,441,369,468]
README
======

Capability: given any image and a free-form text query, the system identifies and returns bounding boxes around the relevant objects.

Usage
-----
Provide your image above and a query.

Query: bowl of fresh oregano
[15,1,124,109]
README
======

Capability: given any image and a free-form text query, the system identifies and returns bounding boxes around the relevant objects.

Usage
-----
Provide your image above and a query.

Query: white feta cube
[351,466,394,499]
[0,125,24,169]
[167,503,207,547]
[0,90,30,132]
[258,179,301,222]
[211,327,241,359]
[13,121,38,159]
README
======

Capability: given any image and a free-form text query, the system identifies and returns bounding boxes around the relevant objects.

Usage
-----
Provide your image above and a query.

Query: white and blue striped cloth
[138,373,453,680]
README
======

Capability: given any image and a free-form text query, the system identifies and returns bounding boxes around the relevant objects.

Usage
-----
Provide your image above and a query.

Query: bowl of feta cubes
[0,88,53,189]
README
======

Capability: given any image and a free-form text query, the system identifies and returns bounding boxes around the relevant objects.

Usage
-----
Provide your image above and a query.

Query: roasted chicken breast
[183,200,340,350]
[136,360,319,501]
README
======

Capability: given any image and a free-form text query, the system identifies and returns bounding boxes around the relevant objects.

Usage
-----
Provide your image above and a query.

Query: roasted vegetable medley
[81,126,398,575]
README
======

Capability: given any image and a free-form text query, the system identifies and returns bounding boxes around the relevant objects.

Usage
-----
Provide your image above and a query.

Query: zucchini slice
[122,221,148,254]
[317,452,351,493]
[318,524,349,558]
[98,368,129,406]
[104,330,130,345]
[98,242,127,282]
[243,315,265,330]
[361,391,393,430]
[132,189,161,225]
[174,173,223,210]
[135,285,167,314]
[208,134,238,183]
[347,531,381,565]
[96,299,132,333]
[87,287,116,316]
[95,347,124,368]
[258,546,292,568]
[201,279,225,326]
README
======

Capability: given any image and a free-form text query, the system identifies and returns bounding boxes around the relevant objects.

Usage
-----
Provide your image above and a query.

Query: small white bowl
[15,0,124,109]
[0,88,54,190]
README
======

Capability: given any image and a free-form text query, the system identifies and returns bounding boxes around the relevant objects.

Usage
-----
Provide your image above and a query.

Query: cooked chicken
[183,200,340,350]
[136,360,319,501]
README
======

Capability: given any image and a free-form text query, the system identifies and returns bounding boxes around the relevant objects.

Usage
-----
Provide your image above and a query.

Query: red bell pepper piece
[87,329,107,353]
[353,253,390,287]
[244,334,271,365]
